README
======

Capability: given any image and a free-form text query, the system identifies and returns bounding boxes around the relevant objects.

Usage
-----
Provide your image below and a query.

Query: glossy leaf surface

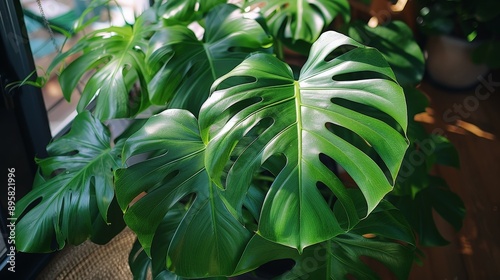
[115,110,251,277]
[47,12,156,120]
[251,0,350,44]
[156,0,226,25]
[147,4,272,114]
[200,31,408,250]
[235,200,415,280]
[15,111,124,252]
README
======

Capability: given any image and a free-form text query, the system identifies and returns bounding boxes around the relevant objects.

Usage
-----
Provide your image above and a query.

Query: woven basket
[37,228,136,280]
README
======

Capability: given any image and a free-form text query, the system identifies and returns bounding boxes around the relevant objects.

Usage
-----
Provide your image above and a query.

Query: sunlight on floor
[455,120,496,140]
[414,108,497,140]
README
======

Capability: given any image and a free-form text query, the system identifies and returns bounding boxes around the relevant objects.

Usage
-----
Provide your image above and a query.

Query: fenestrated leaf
[129,206,183,280]
[48,10,157,120]
[200,31,408,251]
[249,0,350,45]
[115,109,251,277]
[345,21,425,86]
[129,205,230,280]
[234,199,415,280]
[14,111,124,252]
[146,4,272,114]
[156,0,226,25]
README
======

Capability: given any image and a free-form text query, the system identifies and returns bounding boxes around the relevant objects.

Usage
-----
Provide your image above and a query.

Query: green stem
[274,38,284,61]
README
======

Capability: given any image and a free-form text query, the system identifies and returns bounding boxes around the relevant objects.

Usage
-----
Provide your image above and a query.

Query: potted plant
[13,1,464,279]
[416,0,500,89]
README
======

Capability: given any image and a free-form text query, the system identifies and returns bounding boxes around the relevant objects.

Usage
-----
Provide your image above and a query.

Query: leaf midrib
[295,0,304,40]
[293,80,304,250]
[108,30,138,87]
[203,44,218,82]
[27,145,116,227]
[64,147,115,192]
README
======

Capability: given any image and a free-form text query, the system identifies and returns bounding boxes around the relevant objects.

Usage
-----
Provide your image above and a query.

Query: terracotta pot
[425,35,489,90]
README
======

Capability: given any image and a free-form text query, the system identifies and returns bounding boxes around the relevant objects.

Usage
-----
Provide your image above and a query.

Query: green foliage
[13,1,466,279]
[234,199,415,280]
[248,0,350,52]
[416,0,500,68]
[390,87,464,246]
[155,0,227,25]
[201,31,408,250]
[45,11,157,120]
[345,21,425,86]
[116,31,408,277]
[147,4,272,113]
[14,111,125,252]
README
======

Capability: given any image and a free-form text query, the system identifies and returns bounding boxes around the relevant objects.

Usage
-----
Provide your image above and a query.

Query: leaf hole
[216,75,257,91]
[316,181,338,207]
[159,170,180,187]
[324,122,394,185]
[319,152,338,174]
[221,96,263,122]
[61,150,79,156]
[245,117,274,138]
[125,151,156,167]
[331,71,393,82]
[325,122,372,154]
[49,168,67,178]
[324,45,357,62]
[329,98,403,134]
[261,153,287,179]
[15,197,43,223]
[318,153,357,189]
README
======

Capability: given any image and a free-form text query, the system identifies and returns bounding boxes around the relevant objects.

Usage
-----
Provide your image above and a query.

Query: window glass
[20,0,149,136]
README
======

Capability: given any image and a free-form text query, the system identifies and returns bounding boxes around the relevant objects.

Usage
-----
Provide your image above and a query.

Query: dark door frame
[1,0,53,278]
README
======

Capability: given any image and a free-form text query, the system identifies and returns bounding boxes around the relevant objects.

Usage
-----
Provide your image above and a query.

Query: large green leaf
[48,11,157,120]
[14,111,124,252]
[129,206,230,280]
[129,206,183,280]
[234,200,415,280]
[146,4,272,114]
[200,31,408,251]
[345,21,425,86]
[156,0,226,25]
[115,109,251,277]
[249,0,350,44]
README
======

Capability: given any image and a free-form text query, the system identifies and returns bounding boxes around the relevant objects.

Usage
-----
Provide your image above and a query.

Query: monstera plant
[14,1,464,279]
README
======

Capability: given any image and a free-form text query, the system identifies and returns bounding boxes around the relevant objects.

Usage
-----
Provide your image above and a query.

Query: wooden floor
[408,72,500,280]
